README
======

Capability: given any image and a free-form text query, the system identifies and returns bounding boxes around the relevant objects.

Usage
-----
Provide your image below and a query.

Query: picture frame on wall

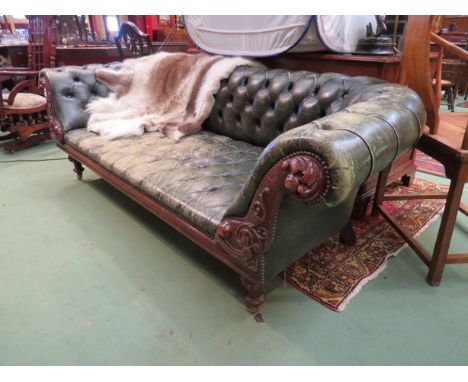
[158,15,171,26]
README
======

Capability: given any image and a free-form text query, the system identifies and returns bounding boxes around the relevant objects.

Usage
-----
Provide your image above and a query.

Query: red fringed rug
[415,150,446,178]
[286,178,447,312]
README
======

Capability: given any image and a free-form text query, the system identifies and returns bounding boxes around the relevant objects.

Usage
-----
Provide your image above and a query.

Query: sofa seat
[65,129,263,234]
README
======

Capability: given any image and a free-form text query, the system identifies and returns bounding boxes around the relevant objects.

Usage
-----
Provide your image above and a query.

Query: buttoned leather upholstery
[65,129,262,234]
[42,64,396,147]
[204,68,389,146]
[41,63,120,131]
[226,82,425,219]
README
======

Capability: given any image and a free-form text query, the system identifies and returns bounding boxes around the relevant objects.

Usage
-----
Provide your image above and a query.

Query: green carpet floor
[0,138,467,366]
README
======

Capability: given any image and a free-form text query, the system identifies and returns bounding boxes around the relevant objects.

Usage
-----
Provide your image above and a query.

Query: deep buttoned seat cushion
[65,129,262,234]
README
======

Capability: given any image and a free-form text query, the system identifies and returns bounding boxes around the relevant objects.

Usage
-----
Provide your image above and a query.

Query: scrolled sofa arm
[225,83,426,217]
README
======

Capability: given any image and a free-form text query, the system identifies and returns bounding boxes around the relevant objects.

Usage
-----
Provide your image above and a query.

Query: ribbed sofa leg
[241,277,266,314]
[68,156,84,180]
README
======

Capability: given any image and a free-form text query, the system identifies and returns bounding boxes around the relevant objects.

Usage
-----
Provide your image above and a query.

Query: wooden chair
[436,31,468,111]
[437,59,468,112]
[0,15,56,153]
[373,15,468,285]
[114,21,153,60]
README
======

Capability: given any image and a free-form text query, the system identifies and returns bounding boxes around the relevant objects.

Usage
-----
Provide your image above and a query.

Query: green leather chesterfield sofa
[40,63,425,311]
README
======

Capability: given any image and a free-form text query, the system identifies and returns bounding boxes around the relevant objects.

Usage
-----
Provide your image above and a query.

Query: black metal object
[356,15,395,55]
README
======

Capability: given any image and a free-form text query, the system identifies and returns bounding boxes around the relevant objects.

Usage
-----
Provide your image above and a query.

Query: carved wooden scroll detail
[40,77,64,143]
[282,155,330,201]
[215,152,330,270]
[216,187,272,264]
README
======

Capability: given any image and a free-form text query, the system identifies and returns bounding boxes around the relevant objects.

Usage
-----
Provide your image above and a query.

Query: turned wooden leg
[339,220,356,246]
[372,165,391,216]
[241,277,265,314]
[352,194,371,219]
[448,86,455,112]
[426,168,466,286]
[68,156,84,180]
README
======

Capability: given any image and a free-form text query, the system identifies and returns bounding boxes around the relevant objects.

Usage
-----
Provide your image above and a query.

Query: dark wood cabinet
[1,43,190,68]
[261,52,404,82]
[0,45,29,67]
[54,42,189,66]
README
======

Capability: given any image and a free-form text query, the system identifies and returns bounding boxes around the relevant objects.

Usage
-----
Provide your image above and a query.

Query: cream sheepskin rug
[86,52,260,140]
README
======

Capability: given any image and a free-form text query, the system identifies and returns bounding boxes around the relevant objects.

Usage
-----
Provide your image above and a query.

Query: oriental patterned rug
[415,150,446,177]
[286,178,447,312]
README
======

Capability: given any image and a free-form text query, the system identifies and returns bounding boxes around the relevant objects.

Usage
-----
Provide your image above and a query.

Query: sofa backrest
[41,63,386,143]
[204,66,386,147]
[40,63,122,132]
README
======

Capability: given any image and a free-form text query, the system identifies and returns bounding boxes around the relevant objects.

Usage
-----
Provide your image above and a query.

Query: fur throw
[86,52,259,140]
